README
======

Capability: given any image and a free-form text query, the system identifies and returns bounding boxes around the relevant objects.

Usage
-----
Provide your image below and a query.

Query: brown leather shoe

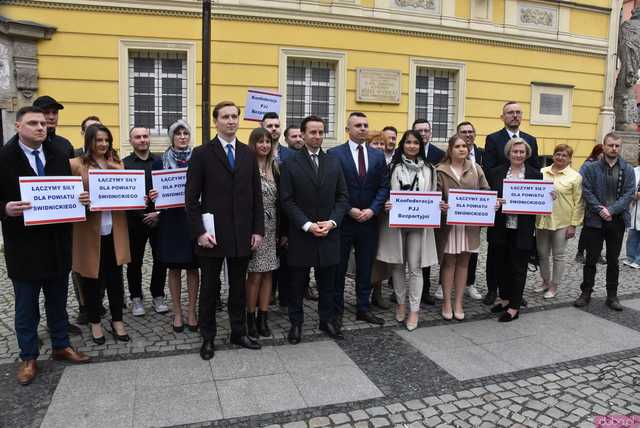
[51,347,91,364]
[17,360,38,385]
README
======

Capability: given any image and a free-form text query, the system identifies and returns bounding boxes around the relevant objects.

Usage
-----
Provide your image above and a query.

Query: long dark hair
[586,143,603,162]
[390,130,427,167]
[248,127,279,176]
[81,123,120,166]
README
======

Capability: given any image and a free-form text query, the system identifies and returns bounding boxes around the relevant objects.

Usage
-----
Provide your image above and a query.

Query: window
[279,48,346,145]
[414,68,457,143]
[119,40,195,151]
[286,58,337,138]
[128,50,187,135]
[409,58,465,145]
[530,82,573,126]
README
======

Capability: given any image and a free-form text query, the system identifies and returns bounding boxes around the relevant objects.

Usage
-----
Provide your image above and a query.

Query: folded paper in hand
[202,213,216,237]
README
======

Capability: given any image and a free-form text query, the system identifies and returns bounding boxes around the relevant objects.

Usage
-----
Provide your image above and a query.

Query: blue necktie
[226,144,235,169]
[32,150,45,176]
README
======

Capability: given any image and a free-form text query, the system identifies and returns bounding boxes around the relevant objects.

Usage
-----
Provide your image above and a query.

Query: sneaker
[131,298,145,316]
[533,285,549,293]
[434,285,443,300]
[633,262,640,269]
[623,259,640,269]
[466,284,483,300]
[152,296,169,313]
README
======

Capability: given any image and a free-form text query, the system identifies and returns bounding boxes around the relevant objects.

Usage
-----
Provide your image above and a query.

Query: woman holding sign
[245,128,281,339]
[154,120,199,333]
[535,144,584,299]
[435,135,491,321]
[486,138,542,322]
[70,124,131,343]
[377,130,438,331]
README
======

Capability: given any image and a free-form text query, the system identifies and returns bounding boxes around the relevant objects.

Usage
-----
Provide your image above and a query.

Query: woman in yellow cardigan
[70,124,131,344]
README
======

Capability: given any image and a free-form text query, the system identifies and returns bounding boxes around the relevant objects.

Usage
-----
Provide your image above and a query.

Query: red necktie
[357,145,366,178]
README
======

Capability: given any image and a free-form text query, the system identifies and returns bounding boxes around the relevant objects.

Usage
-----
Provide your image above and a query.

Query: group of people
[2,95,638,385]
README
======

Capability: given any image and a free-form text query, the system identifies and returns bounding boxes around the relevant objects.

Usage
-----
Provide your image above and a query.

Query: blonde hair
[504,138,532,159]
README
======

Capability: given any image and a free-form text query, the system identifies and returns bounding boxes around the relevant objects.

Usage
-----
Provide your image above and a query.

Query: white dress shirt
[348,139,368,174]
[468,146,476,163]
[100,211,113,236]
[218,134,237,154]
[302,147,336,232]
[19,140,47,175]
[506,129,520,140]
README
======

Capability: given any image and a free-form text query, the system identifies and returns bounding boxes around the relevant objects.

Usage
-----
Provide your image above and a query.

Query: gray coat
[581,157,636,228]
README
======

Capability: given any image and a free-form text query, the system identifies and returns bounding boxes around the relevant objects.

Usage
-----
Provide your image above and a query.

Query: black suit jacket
[486,163,542,251]
[426,143,445,165]
[279,148,349,267]
[484,128,540,172]
[0,135,73,280]
[185,136,264,258]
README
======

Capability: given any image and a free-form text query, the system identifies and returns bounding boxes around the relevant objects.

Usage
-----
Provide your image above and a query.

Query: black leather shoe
[483,290,497,306]
[319,321,344,340]
[68,323,83,336]
[521,297,528,308]
[334,314,343,330]
[304,287,319,301]
[574,290,591,308]
[606,297,623,311]
[498,311,519,322]
[288,324,302,344]
[490,303,507,314]
[200,339,215,360]
[356,311,384,325]
[230,335,261,350]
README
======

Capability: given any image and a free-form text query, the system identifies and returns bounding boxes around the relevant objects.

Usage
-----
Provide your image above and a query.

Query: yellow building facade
[1,0,616,164]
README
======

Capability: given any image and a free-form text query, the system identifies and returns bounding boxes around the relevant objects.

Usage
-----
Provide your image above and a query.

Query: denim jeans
[626,229,640,264]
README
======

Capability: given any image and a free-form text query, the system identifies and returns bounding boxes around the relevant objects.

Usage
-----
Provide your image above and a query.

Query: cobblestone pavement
[1,231,640,427]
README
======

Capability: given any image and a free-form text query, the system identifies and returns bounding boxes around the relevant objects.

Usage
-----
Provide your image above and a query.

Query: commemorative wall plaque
[356,68,401,104]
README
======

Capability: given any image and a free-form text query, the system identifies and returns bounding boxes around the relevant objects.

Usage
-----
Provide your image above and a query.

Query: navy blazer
[425,143,445,166]
[276,144,293,164]
[484,128,540,172]
[470,144,484,167]
[327,142,390,215]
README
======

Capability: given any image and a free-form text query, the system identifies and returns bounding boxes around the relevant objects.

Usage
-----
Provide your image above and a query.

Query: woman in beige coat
[377,130,439,331]
[70,124,131,344]
[436,135,491,321]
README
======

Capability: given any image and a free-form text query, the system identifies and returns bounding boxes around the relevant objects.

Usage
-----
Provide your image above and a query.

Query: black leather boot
[257,311,272,337]
[246,311,258,339]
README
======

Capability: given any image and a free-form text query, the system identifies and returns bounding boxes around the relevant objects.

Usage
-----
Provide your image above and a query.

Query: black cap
[33,95,64,111]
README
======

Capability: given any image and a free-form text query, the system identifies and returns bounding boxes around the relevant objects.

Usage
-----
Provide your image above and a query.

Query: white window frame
[530,82,573,127]
[279,48,346,147]
[408,58,466,143]
[119,39,196,153]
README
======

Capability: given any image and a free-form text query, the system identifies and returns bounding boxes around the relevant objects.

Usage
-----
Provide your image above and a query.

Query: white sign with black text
[152,168,187,209]
[88,170,146,211]
[19,176,86,226]
[388,191,442,228]
[446,189,498,226]
[502,179,554,215]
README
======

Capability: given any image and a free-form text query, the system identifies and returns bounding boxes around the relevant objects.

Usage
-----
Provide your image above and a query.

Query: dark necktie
[226,144,235,169]
[32,150,45,176]
[357,145,366,178]
[311,153,319,174]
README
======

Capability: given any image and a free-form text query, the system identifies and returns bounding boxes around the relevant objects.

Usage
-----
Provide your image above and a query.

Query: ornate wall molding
[518,2,559,31]
[390,0,440,15]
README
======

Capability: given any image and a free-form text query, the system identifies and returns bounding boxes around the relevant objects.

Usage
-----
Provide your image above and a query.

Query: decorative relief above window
[518,2,558,31]
[391,0,441,15]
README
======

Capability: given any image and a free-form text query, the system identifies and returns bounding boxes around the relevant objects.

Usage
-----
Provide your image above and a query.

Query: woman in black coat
[487,138,542,322]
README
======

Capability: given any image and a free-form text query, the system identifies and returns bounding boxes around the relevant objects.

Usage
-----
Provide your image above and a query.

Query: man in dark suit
[280,115,349,344]
[482,101,540,306]
[328,112,389,326]
[412,119,443,305]
[483,101,540,171]
[186,100,265,360]
[1,106,90,385]
[262,112,292,163]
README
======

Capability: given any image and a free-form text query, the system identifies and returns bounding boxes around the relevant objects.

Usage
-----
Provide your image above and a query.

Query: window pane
[134,77,155,94]
[288,65,305,81]
[134,112,155,129]
[133,58,154,74]
[162,112,182,128]
[162,95,182,112]
[162,59,182,75]
[434,76,449,91]
[414,67,457,143]
[311,67,330,82]
[162,78,182,95]
[134,94,155,112]
[416,75,430,90]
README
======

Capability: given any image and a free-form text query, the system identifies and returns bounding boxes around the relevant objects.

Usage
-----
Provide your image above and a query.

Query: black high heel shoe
[110,322,130,342]
[90,323,105,345]
[186,323,198,332]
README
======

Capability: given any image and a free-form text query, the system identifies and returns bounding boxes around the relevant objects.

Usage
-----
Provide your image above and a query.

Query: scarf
[394,154,426,191]
[162,146,192,169]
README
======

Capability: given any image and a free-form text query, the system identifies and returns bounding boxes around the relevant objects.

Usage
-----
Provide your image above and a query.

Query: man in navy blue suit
[412,119,443,305]
[483,101,540,171]
[262,112,291,163]
[329,112,389,326]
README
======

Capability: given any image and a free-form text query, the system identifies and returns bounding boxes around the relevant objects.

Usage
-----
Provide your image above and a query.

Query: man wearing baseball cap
[32,95,75,159]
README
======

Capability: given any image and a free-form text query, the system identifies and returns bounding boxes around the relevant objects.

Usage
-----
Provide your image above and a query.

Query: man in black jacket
[279,115,349,344]
[32,96,75,159]
[1,107,90,385]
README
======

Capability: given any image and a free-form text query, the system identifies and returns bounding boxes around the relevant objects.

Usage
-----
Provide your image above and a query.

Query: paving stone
[308,417,331,428]
[437,403,458,414]
[349,410,368,421]
[386,403,406,414]
[405,411,422,422]
[366,406,388,417]
[389,413,405,424]
[420,407,438,418]
[328,413,350,425]
[537,414,553,426]
[405,399,425,410]
[283,422,307,428]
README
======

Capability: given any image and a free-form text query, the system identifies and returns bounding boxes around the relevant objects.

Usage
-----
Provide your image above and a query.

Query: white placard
[502,179,554,215]
[388,191,442,228]
[244,89,282,122]
[152,168,187,209]
[19,176,86,226]
[88,170,146,211]
[446,189,498,226]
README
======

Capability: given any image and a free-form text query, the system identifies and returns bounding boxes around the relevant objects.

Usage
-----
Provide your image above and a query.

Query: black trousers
[492,229,529,310]
[485,243,503,297]
[199,256,248,340]
[467,253,478,286]
[83,234,124,323]
[289,265,336,325]
[127,218,166,300]
[581,217,626,296]
[336,219,377,314]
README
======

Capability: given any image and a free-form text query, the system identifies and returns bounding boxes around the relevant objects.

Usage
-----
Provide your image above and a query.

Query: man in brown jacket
[186,101,264,360]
